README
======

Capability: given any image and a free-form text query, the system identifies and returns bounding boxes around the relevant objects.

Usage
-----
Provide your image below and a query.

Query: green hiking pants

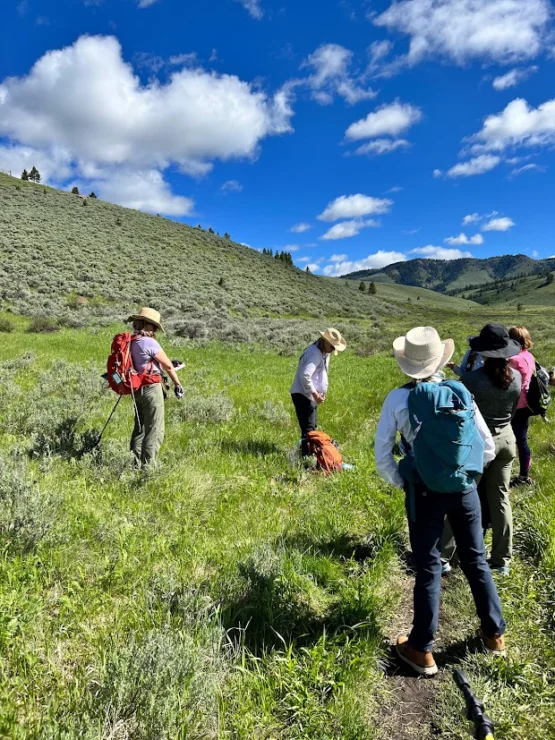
[130,383,165,466]
[441,424,516,569]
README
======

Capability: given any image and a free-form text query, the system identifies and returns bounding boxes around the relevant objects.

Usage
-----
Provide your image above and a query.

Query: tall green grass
[0,308,554,737]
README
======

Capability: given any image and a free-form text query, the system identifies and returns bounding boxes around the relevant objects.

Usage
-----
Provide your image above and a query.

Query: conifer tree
[359,281,366,292]
[71,186,80,195]
[29,166,39,181]
[21,169,29,181]
[368,282,377,295]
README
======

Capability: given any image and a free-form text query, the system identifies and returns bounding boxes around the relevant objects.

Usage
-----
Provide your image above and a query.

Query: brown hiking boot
[396,635,438,677]
[477,629,506,657]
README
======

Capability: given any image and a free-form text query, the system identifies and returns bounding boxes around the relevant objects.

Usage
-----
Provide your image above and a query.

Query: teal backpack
[402,380,485,494]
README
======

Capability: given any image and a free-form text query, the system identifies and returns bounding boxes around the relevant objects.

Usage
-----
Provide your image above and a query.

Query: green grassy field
[0,304,554,738]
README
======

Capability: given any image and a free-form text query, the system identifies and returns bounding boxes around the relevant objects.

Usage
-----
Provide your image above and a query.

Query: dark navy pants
[291,393,317,456]
[511,407,532,477]
[405,482,506,653]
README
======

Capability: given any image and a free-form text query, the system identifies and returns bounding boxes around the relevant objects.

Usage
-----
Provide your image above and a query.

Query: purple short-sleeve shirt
[131,335,163,374]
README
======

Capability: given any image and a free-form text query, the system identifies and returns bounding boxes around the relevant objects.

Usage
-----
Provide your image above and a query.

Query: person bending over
[290,328,346,456]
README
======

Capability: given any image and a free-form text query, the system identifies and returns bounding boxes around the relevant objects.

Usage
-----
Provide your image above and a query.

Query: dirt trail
[375,561,466,740]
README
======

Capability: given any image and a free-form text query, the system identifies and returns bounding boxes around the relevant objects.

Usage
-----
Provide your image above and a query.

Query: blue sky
[1,0,555,275]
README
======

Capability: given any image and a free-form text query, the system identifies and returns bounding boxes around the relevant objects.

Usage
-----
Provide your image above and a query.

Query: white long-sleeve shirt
[290,342,330,399]
[374,385,496,489]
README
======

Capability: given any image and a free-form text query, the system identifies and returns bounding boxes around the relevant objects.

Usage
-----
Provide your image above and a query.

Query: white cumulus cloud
[0,35,292,214]
[469,97,555,153]
[301,44,376,105]
[346,101,422,156]
[482,216,515,231]
[290,222,312,233]
[463,213,481,225]
[346,101,422,140]
[322,251,406,276]
[236,0,263,19]
[87,168,195,216]
[444,233,484,245]
[318,194,393,222]
[221,179,243,193]
[320,219,379,241]
[410,246,473,260]
[354,138,410,156]
[374,0,551,66]
[443,155,501,178]
[492,66,537,90]
[329,254,348,262]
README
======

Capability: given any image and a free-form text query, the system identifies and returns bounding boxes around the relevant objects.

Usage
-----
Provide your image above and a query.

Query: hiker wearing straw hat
[290,329,346,456]
[375,327,506,677]
[128,307,184,466]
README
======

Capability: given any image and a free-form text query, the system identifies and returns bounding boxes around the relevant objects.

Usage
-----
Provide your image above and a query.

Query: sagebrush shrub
[0,453,58,552]
[27,316,60,333]
[0,316,15,332]
[177,391,234,423]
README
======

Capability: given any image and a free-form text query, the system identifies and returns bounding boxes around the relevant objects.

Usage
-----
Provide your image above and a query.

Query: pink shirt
[509,350,535,409]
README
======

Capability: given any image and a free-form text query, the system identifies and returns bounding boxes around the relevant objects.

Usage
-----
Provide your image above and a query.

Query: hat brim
[127,314,164,332]
[319,331,347,353]
[469,337,520,359]
[393,337,455,379]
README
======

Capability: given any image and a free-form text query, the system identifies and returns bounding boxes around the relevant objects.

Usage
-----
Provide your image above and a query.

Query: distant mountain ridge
[345,255,555,295]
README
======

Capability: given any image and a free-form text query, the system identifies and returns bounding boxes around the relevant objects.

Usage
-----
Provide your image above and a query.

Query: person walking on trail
[508,326,536,488]
[290,328,346,456]
[375,326,505,677]
[443,324,521,578]
[127,308,184,467]
[446,337,484,377]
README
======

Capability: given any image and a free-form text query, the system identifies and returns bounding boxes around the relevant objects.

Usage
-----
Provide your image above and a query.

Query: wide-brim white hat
[319,328,347,354]
[127,307,164,332]
[393,326,454,379]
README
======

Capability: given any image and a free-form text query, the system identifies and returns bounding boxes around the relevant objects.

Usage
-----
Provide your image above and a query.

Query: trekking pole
[453,669,495,740]
[91,395,123,451]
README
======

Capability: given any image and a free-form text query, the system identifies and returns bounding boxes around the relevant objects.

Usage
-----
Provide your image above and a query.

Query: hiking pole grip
[453,669,495,740]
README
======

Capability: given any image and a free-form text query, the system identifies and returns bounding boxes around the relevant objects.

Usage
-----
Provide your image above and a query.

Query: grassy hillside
[0,173,406,335]
[348,255,555,300]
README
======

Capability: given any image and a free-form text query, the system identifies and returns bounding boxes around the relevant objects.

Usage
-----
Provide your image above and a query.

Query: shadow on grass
[279,532,386,563]
[221,534,385,653]
[220,439,283,457]
[30,416,102,460]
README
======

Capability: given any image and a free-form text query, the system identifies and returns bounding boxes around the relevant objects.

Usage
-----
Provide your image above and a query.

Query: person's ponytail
[484,358,513,390]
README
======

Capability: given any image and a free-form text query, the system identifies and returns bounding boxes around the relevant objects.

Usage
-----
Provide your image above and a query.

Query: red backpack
[306,431,343,474]
[107,332,162,396]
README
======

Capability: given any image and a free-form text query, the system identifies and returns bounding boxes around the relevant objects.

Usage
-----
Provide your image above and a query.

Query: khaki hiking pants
[130,383,165,466]
[441,424,517,569]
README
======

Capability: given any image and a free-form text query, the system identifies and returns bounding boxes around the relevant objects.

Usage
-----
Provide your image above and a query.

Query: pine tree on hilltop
[29,166,39,182]
[368,282,377,295]
[21,169,29,181]
[71,186,80,195]
[34,169,41,183]
[306,266,311,274]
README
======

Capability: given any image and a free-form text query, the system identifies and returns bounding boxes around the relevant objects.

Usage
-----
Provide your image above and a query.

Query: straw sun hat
[393,326,454,379]
[127,307,164,332]
[319,328,347,354]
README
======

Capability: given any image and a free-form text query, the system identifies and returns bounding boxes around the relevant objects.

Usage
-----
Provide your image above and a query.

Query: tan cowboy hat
[319,328,347,354]
[393,326,454,379]
[127,307,164,332]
